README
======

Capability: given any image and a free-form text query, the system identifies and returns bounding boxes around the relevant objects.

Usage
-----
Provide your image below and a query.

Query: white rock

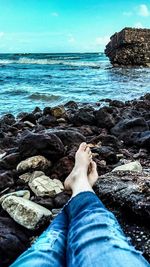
[17,155,51,172]
[24,121,35,128]
[29,174,64,197]
[2,196,52,229]
[19,171,44,183]
[0,190,30,204]
[112,161,142,173]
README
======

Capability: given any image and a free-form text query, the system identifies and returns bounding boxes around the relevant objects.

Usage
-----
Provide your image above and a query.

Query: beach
[0,89,150,265]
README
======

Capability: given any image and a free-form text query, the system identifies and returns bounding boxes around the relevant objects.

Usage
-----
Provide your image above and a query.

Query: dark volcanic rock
[51,156,74,181]
[128,131,150,151]
[54,192,70,208]
[0,153,20,170]
[32,196,54,210]
[95,107,115,129]
[92,146,118,164]
[47,129,86,147]
[111,117,148,139]
[95,171,150,222]
[18,132,64,160]
[0,217,31,267]
[38,114,57,126]
[0,114,16,126]
[20,113,36,124]
[0,171,14,190]
[71,107,95,126]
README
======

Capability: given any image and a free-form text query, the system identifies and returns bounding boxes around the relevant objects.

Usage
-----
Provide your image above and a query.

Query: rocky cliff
[105,27,150,67]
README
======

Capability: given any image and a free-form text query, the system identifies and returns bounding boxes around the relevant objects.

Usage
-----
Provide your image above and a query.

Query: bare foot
[88,160,99,187]
[64,142,92,194]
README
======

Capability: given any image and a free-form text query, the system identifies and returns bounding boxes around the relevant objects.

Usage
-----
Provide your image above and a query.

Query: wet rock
[111,117,148,139]
[95,107,115,129]
[18,132,64,160]
[28,172,64,197]
[2,196,52,230]
[90,134,120,148]
[54,192,70,208]
[0,217,31,266]
[109,100,125,108]
[51,106,66,118]
[47,129,85,146]
[0,171,14,190]
[17,155,51,173]
[112,161,142,173]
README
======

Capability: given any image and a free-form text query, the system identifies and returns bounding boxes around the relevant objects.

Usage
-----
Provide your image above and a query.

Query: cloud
[0,32,4,38]
[95,36,110,46]
[134,22,144,28]
[123,11,133,16]
[51,12,59,17]
[138,4,150,17]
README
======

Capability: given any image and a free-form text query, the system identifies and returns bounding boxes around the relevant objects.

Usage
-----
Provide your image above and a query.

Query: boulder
[112,161,142,173]
[19,171,44,183]
[18,132,64,160]
[71,108,95,126]
[17,155,51,173]
[54,192,70,208]
[111,117,148,139]
[37,114,57,126]
[92,146,118,164]
[0,190,30,204]
[2,196,52,230]
[0,171,14,190]
[95,171,150,221]
[47,129,85,146]
[95,107,115,129]
[51,156,74,181]
[0,217,31,266]
[51,106,66,118]
[128,131,150,151]
[28,172,64,197]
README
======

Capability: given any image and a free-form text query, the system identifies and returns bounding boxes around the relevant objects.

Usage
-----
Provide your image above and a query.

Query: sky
[0,0,150,53]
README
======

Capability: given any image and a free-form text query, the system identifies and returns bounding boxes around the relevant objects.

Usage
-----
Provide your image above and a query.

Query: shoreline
[0,93,150,265]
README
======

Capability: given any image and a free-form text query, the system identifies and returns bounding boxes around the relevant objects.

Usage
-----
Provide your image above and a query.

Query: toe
[79,142,87,151]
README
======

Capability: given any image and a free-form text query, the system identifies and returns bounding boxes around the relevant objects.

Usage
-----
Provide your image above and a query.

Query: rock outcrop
[105,27,150,66]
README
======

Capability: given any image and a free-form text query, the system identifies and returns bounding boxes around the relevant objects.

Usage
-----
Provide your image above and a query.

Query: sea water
[0,53,150,115]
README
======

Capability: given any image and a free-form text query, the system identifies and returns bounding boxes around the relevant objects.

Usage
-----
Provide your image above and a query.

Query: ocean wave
[28,93,61,101]
[0,57,101,68]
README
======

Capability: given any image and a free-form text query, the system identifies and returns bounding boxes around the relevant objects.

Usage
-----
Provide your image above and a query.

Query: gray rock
[0,190,30,204]
[2,196,52,229]
[112,161,142,173]
[19,171,44,183]
[17,155,51,173]
[28,172,64,197]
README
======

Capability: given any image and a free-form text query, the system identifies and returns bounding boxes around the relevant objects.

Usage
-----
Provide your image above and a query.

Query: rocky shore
[0,93,150,266]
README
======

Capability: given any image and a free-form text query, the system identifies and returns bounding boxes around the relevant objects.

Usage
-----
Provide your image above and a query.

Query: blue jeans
[10,192,149,267]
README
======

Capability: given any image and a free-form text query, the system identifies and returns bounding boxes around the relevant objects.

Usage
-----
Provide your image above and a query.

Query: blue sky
[0,0,150,53]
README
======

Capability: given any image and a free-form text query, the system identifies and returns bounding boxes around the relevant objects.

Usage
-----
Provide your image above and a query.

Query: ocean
[0,53,150,115]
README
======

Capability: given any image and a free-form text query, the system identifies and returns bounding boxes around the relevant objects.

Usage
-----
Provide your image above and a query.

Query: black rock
[54,192,70,208]
[0,171,14,190]
[95,107,115,129]
[92,146,118,164]
[18,132,64,160]
[38,114,57,126]
[71,108,95,126]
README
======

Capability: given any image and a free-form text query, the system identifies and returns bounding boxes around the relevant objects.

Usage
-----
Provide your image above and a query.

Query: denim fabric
[10,191,150,267]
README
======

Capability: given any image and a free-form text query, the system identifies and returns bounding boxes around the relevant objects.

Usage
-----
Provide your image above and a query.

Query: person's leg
[64,143,150,267]
[10,209,68,267]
